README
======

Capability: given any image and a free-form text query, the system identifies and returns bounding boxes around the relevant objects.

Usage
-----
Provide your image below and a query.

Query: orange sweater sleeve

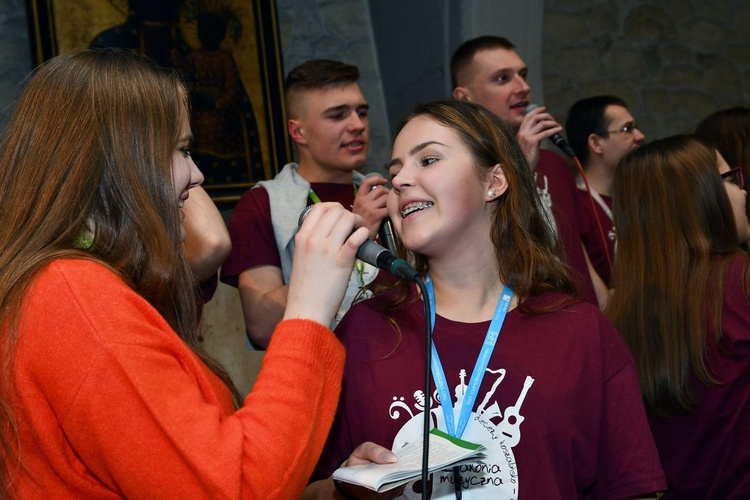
[13,260,345,498]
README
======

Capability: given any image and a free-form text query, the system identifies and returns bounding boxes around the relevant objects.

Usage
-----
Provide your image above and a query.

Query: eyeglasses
[721,167,745,190]
[605,122,639,135]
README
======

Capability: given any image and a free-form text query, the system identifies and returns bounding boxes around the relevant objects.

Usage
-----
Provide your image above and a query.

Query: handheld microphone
[524,103,577,158]
[378,217,397,254]
[363,172,399,254]
[297,206,420,282]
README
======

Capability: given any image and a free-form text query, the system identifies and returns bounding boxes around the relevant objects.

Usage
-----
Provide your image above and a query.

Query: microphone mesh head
[298,205,313,230]
[523,103,539,115]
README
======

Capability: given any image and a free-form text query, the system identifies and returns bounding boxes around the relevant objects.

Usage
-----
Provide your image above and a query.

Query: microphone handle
[357,240,419,282]
[549,133,576,158]
[378,218,397,254]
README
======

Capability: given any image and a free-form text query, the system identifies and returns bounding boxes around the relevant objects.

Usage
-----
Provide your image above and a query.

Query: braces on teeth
[401,201,433,217]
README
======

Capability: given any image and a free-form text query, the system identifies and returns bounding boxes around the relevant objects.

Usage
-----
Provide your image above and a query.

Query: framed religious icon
[26,0,291,206]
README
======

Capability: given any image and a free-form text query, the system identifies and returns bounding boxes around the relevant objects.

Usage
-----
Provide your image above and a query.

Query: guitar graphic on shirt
[499,376,534,447]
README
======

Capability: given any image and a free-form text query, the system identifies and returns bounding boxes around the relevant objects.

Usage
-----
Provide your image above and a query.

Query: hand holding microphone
[523,104,576,158]
[360,172,399,253]
[284,203,371,326]
[353,172,390,240]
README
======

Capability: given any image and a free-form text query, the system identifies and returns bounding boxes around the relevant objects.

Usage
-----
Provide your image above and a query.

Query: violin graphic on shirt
[456,369,467,397]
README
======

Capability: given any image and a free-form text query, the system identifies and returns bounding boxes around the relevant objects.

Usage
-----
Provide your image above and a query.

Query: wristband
[332,477,359,499]
[333,457,359,499]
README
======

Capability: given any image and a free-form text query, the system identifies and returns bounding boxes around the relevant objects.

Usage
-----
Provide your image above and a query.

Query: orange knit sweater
[10,259,344,498]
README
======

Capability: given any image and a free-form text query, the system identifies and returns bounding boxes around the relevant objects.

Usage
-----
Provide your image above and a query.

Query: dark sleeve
[220,186,282,287]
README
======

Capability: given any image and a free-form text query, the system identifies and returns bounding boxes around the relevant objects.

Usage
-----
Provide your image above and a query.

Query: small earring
[487,190,496,198]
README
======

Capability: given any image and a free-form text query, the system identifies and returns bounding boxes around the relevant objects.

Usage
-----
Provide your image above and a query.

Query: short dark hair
[284,59,360,118]
[565,95,628,164]
[284,59,360,91]
[450,36,515,89]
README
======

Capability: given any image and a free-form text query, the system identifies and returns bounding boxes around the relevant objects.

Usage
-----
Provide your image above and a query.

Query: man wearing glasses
[565,95,646,287]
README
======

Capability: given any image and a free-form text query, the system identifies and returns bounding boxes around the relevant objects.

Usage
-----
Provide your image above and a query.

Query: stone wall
[276,0,390,174]
[4,1,748,159]
[543,0,750,140]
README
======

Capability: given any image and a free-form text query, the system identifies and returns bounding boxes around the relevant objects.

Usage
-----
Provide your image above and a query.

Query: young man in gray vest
[221,60,388,348]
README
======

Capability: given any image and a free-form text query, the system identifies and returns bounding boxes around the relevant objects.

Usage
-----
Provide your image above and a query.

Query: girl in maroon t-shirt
[608,135,750,498]
[311,100,665,499]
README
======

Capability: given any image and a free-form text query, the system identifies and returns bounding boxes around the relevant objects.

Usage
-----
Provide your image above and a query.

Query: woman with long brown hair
[0,49,374,498]
[607,135,750,497]
[311,100,664,499]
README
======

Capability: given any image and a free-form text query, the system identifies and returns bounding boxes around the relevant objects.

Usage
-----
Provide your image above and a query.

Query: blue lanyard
[425,274,513,439]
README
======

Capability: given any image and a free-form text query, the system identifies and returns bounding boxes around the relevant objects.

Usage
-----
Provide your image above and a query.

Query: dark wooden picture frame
[26,0,290,207]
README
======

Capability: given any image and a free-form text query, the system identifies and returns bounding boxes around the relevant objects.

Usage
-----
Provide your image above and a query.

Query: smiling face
[454,47,531,130]
[717,150,750,244]
[289,83,369,179]
[171,110,204,241]
[388,115,502,260]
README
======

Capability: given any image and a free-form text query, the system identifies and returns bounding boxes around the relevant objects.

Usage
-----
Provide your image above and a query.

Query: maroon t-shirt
[316,289,665,498]
[576,189,615,286]
[220,183,357,287]
[648,254,750,498]
[536,151,598,304]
